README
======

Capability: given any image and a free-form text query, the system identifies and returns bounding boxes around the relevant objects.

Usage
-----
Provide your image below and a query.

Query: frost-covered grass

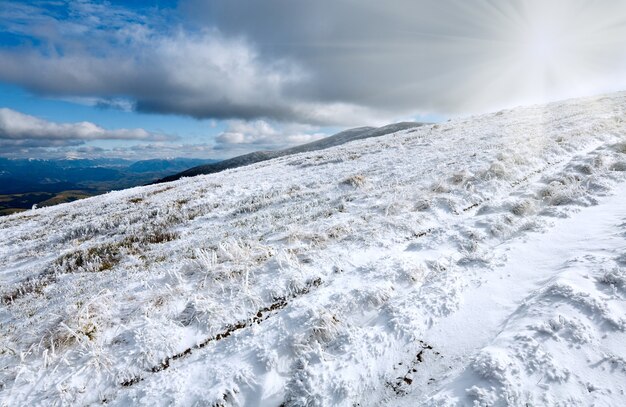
[1,92,626,406]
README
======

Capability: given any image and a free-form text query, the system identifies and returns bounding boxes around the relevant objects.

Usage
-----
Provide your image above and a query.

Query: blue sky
[1,0,625,160]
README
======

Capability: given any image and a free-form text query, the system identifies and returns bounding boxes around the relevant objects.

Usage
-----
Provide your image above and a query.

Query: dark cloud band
[1,0,626,125]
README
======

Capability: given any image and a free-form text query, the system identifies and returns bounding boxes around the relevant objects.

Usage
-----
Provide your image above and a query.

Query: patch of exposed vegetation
[341,174,366,188]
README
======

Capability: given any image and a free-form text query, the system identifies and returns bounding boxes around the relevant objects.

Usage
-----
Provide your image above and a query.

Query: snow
[410,181,626,406]
[159,122,424,182]
[1,92,626,406]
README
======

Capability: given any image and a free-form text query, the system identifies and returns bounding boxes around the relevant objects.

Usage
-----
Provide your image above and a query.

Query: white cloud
[0,108,173,142]
[216,120,326,147]
[0,3,309,120]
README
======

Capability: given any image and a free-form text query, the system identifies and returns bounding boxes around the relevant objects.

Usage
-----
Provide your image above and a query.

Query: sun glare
[499,2,587,104]
[524,27,559,64]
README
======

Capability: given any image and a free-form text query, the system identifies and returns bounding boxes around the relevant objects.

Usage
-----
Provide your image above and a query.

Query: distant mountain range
[157,122,426,183]
[0,157,218,215]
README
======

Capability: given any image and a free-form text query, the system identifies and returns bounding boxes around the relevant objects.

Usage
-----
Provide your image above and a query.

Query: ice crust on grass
[2,92,626,406]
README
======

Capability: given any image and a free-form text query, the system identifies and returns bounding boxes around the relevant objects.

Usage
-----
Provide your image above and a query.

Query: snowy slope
[157,122,425,183]
[1,93,626,406]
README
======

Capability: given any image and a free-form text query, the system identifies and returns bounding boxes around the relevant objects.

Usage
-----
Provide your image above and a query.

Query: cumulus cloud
[0,108,173,143]
[215,120,326,148]
[2,0,626,126]
[0,1,317,122]
[0,108,329,159]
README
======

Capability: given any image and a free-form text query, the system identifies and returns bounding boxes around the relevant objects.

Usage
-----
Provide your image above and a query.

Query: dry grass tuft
[341,174,366,188]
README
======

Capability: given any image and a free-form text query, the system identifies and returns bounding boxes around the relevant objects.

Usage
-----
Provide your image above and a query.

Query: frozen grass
[1,92,626,406]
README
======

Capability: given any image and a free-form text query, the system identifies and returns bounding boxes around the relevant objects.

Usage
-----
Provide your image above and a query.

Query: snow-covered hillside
[157,122,425,183]
[2,93,626,406]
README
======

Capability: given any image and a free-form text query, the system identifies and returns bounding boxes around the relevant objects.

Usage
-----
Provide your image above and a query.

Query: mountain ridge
[157,122,426,183]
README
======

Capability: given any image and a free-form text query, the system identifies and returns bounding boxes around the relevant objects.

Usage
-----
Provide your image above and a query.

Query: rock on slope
[1,93,626,406]
[156,122,425,183]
